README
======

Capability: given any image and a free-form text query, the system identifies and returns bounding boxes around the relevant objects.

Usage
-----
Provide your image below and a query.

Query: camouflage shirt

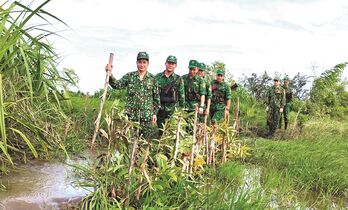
[155,71,185,112]
[182,74,206,111]
[210,80,231,110]
[109,71,160,122]
[266,85,285,109]
[202,77,212,104]
[282,86,293,104]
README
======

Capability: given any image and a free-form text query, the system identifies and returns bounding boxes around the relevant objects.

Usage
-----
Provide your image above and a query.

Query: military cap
[283,76,290,82]
[166,55,177,63]
[273,76,281,81]
[188,60,198,68]
[216,69,225,75]
[198,63,206,71]
[137,51,149,61]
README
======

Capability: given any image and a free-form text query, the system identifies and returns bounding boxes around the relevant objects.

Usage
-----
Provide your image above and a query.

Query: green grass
[252,119,348,197]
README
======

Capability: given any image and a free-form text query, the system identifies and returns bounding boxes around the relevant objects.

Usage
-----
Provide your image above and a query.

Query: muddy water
[0,157,91,210]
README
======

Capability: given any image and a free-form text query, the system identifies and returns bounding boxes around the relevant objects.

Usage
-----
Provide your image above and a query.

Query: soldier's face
[137,59,149,72]
[274,80,279,87]
[216,74,224,82]
[198,70,204,77]
[165,62,177,72]
[189,67,198,76]
[284,81,289,87]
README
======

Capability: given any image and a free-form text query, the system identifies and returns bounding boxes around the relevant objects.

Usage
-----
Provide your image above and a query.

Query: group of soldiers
[105,51,231,138]
[105,51,292,139]
[266,76,293,137]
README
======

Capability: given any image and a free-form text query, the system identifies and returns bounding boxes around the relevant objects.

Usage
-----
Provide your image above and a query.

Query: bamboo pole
[189,105,199,174]
[173,117,182,163]
[91,53,114,148]
[204,114,210,164]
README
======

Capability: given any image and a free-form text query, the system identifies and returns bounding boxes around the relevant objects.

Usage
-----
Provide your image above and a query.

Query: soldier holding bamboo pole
[106,52,160,139]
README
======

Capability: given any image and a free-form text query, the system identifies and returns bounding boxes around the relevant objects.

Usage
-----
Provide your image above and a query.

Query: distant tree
[309,62,348,117]
[241,71,272,101]
[291,72,311,99]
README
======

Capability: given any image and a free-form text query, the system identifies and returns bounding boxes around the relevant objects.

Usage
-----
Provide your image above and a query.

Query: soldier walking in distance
[266,77,285,137]
[210,69,231,124]
[106,51,160,139]
[279,77,293,130]
[156,55,185,136]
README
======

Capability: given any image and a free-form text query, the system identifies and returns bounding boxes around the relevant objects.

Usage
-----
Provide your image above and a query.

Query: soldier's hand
[198,107,204,114]
[204,109,209,115]
[152,115,157,124]
[105,64,113,73]
[280,108,284,113]
[266,106,269,112]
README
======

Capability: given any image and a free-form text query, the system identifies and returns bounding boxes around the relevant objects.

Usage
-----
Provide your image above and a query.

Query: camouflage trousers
[129,117,157,140]
[279,103,291,129]
[267,107,281,136]
[210,109,225,124]
[157,109,174,136]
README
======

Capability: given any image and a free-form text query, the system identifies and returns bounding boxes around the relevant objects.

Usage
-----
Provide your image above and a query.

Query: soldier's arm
[199,78,207,107]
[178,77,185,108]
[109,74,129,89]
[281,90,286,108]
[206,83,212,111]
[153,79,161,116]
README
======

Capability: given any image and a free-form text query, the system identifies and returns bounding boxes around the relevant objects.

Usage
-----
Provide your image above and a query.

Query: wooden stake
[91,53,114,148]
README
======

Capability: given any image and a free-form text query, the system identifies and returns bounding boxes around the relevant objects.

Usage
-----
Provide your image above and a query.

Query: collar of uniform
[162,70,175,78]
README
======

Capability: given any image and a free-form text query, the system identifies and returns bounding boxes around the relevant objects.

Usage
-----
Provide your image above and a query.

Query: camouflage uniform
[266,83,285,136]
[109,71,160,138]
[182,74,206,111]
[279,84,293,129]
[197,63,212,123]
[156,71,185,131]
[210,80,232,124]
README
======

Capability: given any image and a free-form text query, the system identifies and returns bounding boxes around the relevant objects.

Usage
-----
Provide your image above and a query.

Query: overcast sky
[10,0,348,93]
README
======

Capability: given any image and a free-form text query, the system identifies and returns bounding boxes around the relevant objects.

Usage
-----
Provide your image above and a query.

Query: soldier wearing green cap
[106,51,160,139]
[210,69,231,124]
[197,62,212,122]
[265,77,285,137]
[182,60,206,114]
[156,55,185,135]
[279,76,293,130]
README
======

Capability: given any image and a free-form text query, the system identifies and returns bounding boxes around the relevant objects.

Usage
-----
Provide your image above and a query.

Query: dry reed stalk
[189,105,199,174]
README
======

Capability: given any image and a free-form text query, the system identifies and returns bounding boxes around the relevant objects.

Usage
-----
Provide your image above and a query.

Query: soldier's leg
[268,109,277,136]
[211,110,224,125]
[284,103,290,130]
[278,112,283,129]
[140,121,157,140]
[157,109,168,137]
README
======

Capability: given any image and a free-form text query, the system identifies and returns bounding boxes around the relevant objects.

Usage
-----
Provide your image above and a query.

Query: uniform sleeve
[178,77,185,107]
[266,87,271,106]
[281,89,286,108]
[207,82,212,99]
[109,74,129,89]
[225,83,232,100]
[153,78,161,116]
[199,77,207,95]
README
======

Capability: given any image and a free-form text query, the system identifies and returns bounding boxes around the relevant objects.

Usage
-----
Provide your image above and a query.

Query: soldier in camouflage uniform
[197,62,212,123]
[156,55,185,135]
[210,69,231,124]
[106,52,160,139]
[266,77,285,137]
[279,77,293,130]
[182,60,206,114]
